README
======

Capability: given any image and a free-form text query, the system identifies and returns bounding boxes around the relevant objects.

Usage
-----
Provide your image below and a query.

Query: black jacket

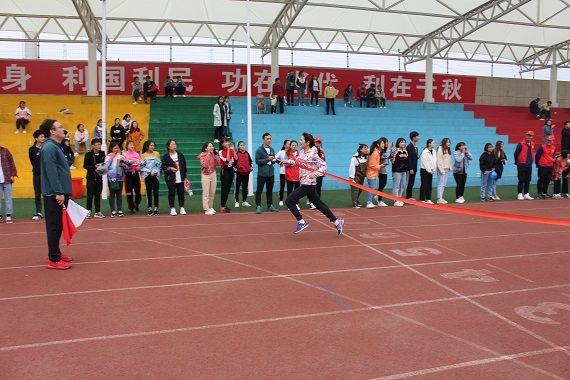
[479,152,496,172]
[83,150,105,180]
[28,145,41,176]
[406,142,419,171]
[110,125,126,142]
[161,151,188,184]
[562,128,570,152]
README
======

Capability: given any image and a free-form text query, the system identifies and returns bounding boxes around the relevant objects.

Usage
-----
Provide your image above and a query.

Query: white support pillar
[246,0,254,197]
[270,47,279,83]
[549,50,558,107]
[423,40,434,103]
[87,41,98,96]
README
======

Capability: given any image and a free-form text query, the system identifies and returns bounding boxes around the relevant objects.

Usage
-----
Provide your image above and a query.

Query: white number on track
[389,247,442,257]
[440,269,498,282]
[515,302,570,325]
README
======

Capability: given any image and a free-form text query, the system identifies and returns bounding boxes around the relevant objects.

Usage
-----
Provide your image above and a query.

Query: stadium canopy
[1,0,570,72]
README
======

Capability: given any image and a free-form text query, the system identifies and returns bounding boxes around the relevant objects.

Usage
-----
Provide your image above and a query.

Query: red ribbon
[296,160,570,227]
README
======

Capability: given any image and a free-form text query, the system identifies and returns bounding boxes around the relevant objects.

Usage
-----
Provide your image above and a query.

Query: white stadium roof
[1,0,569,71]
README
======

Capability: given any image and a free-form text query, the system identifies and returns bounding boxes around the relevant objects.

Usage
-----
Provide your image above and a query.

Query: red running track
[1,200,569,379]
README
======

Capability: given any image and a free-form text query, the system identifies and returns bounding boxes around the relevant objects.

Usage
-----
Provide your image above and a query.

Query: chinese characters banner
[0,59,476,103]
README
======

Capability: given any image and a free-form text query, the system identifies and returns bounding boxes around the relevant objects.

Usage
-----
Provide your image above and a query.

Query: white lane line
[374,345,570,380]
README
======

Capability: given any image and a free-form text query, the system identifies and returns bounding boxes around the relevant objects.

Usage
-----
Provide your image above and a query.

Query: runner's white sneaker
[523,193,534,200]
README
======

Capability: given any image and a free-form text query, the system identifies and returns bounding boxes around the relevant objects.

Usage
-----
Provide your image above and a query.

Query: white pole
[246,0,254,197]
[423,39,434,103]
[549,49,558,107]
[101,0,108,199]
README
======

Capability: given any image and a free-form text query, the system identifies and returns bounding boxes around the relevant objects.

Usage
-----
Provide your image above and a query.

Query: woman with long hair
[213,96,226,142]
[452,142,473,204]
[479,143,497,202]
[493,140,507,200]
[436,137,452,204]
[199,141,222,215]
[140,140,161,216]
[376,137,392,207]
[127,120,145,152]
[285,132,344,234]
[391,137,409,207]
[123,140,142,214]
[348,144,369,208]
[365,140,381,208]
[218,138,238,213]
[275,139,291,207]
[162,139,188,216]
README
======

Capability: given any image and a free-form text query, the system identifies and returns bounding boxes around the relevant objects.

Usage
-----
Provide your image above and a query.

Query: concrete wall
[475,76,570,107]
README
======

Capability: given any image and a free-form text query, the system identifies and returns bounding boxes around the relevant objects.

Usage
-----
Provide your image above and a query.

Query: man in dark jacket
[39,119,73,270]
[285,71,296,106]
[513,130,535,200]
[255,132,278,214]
[406,131,420,199]
[83,138,105,218]
[562,121,570,152]
[28,129,45,220]
[529,98,540,118]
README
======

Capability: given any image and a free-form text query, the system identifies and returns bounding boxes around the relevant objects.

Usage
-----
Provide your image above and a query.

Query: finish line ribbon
[295,159,570,227]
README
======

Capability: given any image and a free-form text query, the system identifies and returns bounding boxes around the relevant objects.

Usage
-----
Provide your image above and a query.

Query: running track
[1,200,569,379]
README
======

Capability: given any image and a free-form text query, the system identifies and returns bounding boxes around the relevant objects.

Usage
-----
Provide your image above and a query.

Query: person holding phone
[453,142,473,204]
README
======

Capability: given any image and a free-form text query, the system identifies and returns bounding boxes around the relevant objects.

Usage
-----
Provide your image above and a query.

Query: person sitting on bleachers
[174,76,186,96]
[15,100,31,134]
[529,97,541,118]
[143,76,158,103]
[131,77,142,104]
[376,87,387,108]
[356,82,367,108]
[539,100,552,120]
[366,84,378,108]
[163,76,174,98]
[73,123,90,156]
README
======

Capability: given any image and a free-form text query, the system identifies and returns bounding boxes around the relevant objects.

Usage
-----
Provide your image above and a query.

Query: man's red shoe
[47,260,71,270]
[60,254,74,262]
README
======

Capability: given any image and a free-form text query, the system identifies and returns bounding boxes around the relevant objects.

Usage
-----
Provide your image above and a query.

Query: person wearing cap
[535,135,557,199]
[514,131,536,200]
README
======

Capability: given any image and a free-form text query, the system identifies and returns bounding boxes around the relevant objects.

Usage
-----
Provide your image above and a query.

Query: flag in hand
[62,199,89,246]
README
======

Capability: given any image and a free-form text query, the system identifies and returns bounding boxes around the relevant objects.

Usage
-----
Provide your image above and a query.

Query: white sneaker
[492,195,501,201]
[179,207,187,215]
[366,202,377,209]
[74,152,79,157]
[394,201,404,207]
[436,198,448,204]
[455,197,465,204]
[242,202,251,207]
[517,193,524,201]
[279,201,284,207]
[425,200,434,204]
[523,193,534,200]
[204,210,215,215]
[234,202,240,208]
[170,208,177,216]
[209,208,217,214]
[309,203,316,210]
[378,201,388,207]
[23,130,27,134]
[32,214,40,221]
[15,130,19,134]
[132,101,138,105]
[553,194,562,199]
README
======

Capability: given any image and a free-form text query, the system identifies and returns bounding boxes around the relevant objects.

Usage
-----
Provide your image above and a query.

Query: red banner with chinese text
[0,59,476,103]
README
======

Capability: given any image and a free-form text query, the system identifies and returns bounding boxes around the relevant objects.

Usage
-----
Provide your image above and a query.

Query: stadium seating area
[231,99,522,189]
[0,95,149,198]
